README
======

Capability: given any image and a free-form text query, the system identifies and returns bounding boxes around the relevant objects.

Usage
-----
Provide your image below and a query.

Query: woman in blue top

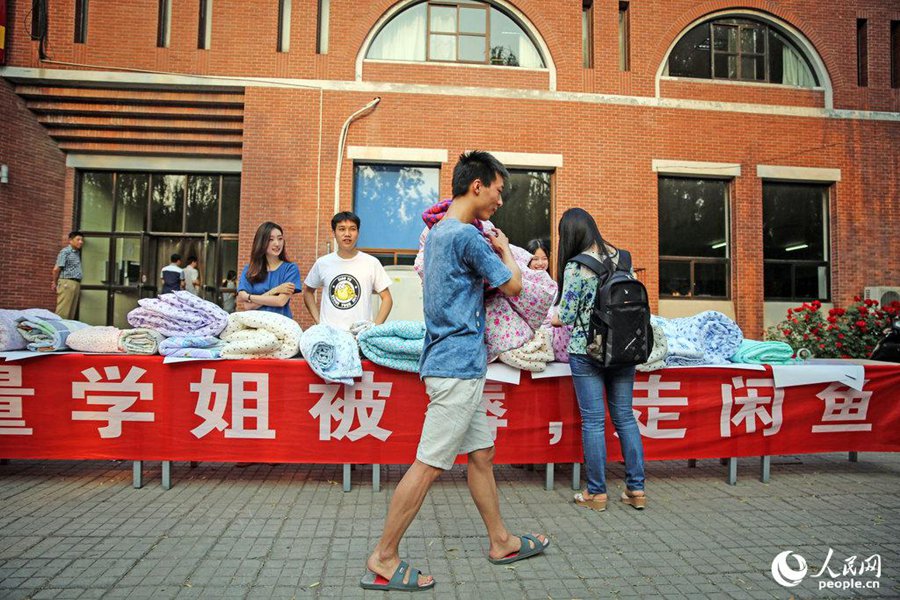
[237,222,302,319]
[551,208,646,512]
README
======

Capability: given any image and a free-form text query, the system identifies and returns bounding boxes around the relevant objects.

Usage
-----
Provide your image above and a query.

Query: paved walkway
[0,453,898,599]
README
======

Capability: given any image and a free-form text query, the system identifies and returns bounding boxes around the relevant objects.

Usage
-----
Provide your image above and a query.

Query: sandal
[359,560,435,592]
[487,533,550,565]
[621,489,646,510]
[574,491,607,512]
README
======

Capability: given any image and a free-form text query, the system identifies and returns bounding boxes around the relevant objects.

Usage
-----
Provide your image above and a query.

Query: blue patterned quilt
[358,321,426,373]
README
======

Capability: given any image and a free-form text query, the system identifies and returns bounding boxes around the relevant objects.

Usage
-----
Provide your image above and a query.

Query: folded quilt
[506,246,558,331]
[636,323,668,372]
[127,291,228,338]
[730,339,795,365]
[15,317,89,352]
[651,311,743,366]
[0,308,60,351]
[358,320,426,373]
[118,328,166,355]
[220,311,302,359]
[66,326,123,353]
[159,336,225,359]
[552,325,572,363]
[499,329,555,372]
[485,294,533,360]
[300,324,362,385]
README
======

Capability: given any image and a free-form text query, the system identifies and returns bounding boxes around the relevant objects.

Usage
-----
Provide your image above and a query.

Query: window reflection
[354,163,440,251]
[151,174,186,232]
[489,170,551,249]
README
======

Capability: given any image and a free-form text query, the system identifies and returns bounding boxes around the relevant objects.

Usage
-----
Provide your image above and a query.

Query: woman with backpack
[551,208,647,512]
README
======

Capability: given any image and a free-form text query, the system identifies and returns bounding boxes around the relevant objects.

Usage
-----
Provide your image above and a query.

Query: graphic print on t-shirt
[329,274,361,310]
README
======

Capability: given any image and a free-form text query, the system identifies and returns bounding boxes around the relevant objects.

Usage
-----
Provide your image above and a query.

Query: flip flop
[359,560,435,592]
[488,534,550,565]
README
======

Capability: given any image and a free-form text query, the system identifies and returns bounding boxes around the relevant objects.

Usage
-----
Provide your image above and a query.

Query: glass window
[80,237,111,286]
[354,163,440,251]
[78,289,108,326]
[187,175,219,233]
[80,172,114,232]
[763,182,829,300]
[114,237,143,286]
[658,177,729,298]
[367,1,544,69]
[113,290,139,329]
[489,170,551,249]
[221,175,241,233]
[368,3,427,61]
[151,174,186,232]
[220,239,240,284]
[114,173,148,232]
[668,18,818,87]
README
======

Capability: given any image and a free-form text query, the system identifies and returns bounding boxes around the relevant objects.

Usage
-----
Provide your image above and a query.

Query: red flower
[812,300,822,309]
[838,333,845,339]
[818,344,825,349]
[856,320,866,328]
[782,329,792,336]
[787,308,793,315]
[854,295,862,302]
[836,342,843,348]
[827,316,837,324]
[803,334,809,340]
[858,306,868,316]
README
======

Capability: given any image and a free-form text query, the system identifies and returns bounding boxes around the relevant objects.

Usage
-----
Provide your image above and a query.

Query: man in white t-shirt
[303,211,393,330]
[182,255,201,296]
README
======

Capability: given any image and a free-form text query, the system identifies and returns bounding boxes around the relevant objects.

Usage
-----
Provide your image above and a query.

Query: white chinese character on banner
[548,421,563,445]
[632,374,688,439]
[191,368,274,439]
[0,365,35,435]
[720,376,783,437]
[812,381,873,433]
[482,383,508,441]
[71,366,154,438]
[309,371,392,442]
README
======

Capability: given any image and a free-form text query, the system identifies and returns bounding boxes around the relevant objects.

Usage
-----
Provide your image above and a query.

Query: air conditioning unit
[371,266,424,322]
[864,286,900,306]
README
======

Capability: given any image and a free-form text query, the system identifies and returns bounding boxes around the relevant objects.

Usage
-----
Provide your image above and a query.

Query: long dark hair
[555,208,613,304]
[247,222,289,284]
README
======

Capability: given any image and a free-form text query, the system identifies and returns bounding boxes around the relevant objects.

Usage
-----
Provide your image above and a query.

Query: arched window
[366,1,545,68]
[667,17,819,87]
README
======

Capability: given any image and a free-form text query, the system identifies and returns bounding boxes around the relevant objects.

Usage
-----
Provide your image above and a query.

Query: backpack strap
[616,249,632,272]
[569,253,612,277]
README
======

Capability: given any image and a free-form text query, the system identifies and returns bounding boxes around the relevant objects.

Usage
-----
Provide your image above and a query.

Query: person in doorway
[51,231,84,319]
[237,222,302,318]
[551,208,646,512]
[221,270,237,313]
[361,151,548,593]
[526,238,551,273]
[160,254,184,295]
[303,211,393,330]
[182,256,201,296]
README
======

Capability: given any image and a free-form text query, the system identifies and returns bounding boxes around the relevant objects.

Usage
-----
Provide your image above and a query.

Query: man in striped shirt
[52,231,84,319]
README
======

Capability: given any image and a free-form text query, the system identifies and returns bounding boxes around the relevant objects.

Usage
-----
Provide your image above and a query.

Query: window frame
[366,0,545,69]
[762,182,831,302]
[667,16,819,87]
[657,175,731,300]
[74,0,89,44]
[425,2,489,65]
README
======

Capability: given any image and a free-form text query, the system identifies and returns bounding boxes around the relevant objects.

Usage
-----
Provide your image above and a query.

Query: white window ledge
[757,165,841,182]
[478,151,563,169]
[652,159,741,178]
[347,146,447,164]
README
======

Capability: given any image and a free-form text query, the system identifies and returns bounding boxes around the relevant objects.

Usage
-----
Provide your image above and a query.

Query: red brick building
[1,0,898,335]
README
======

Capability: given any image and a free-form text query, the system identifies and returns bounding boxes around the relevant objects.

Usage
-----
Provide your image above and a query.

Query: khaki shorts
[416,377,493,470]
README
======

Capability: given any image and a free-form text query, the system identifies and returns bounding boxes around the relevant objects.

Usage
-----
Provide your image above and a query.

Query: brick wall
[0,80,66,311]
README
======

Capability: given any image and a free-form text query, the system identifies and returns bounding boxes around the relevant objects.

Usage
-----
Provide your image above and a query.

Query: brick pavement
[0,454,898,599]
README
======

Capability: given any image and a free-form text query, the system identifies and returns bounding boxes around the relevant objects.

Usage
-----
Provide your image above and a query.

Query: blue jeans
[569,354,645,495]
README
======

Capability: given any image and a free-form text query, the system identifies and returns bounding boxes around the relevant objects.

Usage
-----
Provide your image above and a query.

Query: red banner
[1,355,898,463]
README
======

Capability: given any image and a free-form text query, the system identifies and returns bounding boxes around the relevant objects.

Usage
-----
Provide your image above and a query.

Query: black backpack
[570,250,651,367]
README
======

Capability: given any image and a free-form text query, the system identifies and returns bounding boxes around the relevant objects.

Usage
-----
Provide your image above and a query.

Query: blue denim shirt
[419,218,513,379]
